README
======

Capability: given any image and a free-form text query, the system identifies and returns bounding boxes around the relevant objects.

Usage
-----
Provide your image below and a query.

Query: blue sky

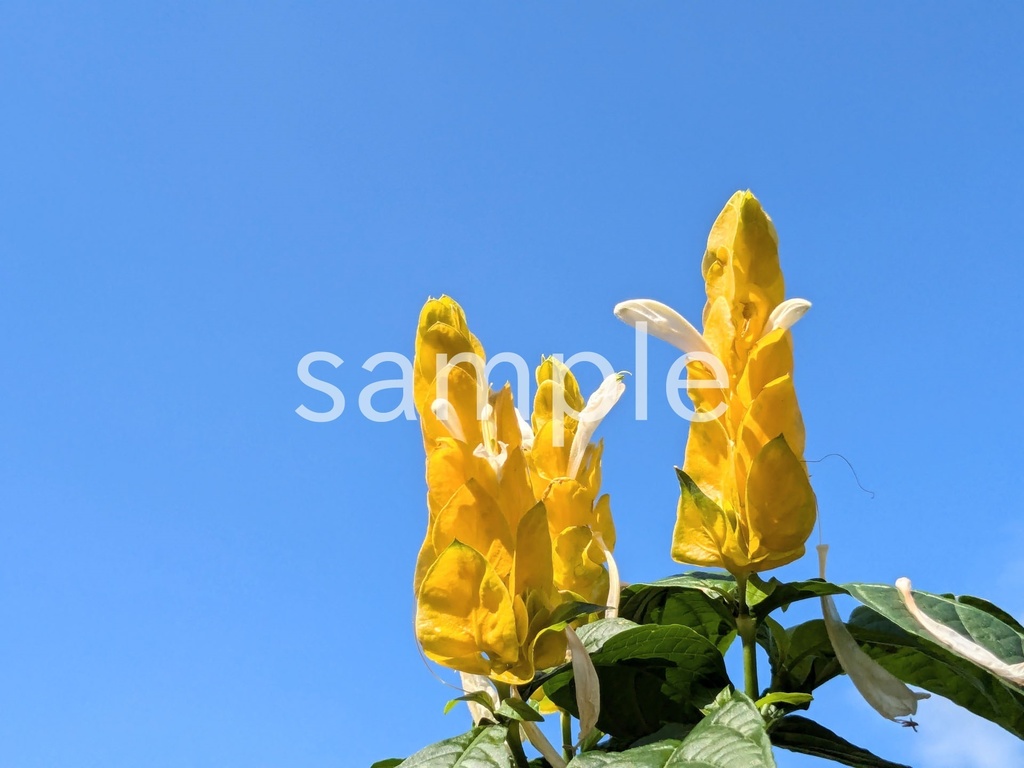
[2,3,1023,767]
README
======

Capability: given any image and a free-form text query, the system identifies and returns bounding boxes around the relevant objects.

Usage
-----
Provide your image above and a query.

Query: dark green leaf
[756,615,789,673]
[575,618,639,652]
[494,698,543,723]
[842,583,1024,737]
[578,727,605,752]
[770,715,910,768]
[370,760,404,768]
[567,740,680,767]
[547,601,608,627]
[619,573,737,652]
[398,726,509,768]
[568,689,776,767]
[956,594,1024,635]
[747,575,847,619]
[845,583,1024,665]
[755,692,813,710]
[621,572,738,604]
[764,619,843,696]
[668,689,775,766]
[534,624,731,739]
[627,723,694,746]
[444,692,496,717]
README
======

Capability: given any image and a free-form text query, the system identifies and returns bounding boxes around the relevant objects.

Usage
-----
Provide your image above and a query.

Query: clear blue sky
[2,4,1022,767]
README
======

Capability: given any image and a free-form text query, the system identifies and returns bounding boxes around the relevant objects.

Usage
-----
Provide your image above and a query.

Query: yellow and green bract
[675,191,817,576]
[411,296,615,684]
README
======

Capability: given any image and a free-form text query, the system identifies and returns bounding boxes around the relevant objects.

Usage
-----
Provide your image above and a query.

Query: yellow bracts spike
[413,297,622,682]
[616,191,816,576]
[528,358,622,608]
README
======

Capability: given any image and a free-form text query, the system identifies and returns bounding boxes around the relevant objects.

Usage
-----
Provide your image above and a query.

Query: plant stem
[736,574,759,701]
[561,709,574,761]
[494,682,529,768]
[506,723,530,768]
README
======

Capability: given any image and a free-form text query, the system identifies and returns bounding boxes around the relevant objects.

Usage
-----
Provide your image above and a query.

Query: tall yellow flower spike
[528,358,621,608]
[616,191,816,575]
[412,297,568,684]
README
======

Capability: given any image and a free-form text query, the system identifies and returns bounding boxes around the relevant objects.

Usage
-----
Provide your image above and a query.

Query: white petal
[567,373,626,479]
[430,398,466,442]
[614,299,712,356]
[519,720,566,768]
[515,407,535,451]
[818,546,928,721]
[459,672,498,725]
[592,532,620,619]
[472,440,508,480]
[897,577,1024,686]
[565,626,601,745]
[763,298,812,337]
[821,594,928,719]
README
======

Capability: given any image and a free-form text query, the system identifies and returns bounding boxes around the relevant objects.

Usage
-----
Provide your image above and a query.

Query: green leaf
[840,583,1024,738]
[568,689,776,767]
[670,689,776,766]
[755,692,813,710]
[763,618,843,696]
[444,692,496,717]
[532,623,731,739]
[579,727,605,753]
[626,723,695,747]
[763,584,1024,737]
[956,594,1024,635]
[755,615,788,672]
[494,698,543,723]
[547,600,608,627]
[397,726,509,768]
[567,740,680,767]
[370,760,404,768]
[575,617,639,652]
[621,572,737,604]
[619,573,737,652]
[746,575,847,619]
[844,583,1024,666]
[770,715,910,768]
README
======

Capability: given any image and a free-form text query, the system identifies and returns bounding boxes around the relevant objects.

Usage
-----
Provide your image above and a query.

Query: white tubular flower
[509,689,566,768]
[473,402,509,480]
[762,298,812,337]
[519,721,566,768]
[514,407,535,451]
[458,672,498,725]
[567,372,626,480]
[430,398,466,442]
[565,626,601,745]
[897,578,1024,686]
[613,298,712,356]
[818,546,929,722]
[592,531,620,619]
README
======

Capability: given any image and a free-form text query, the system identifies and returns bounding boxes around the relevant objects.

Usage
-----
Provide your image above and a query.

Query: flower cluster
[386,189,1024,768]
[617,190,816,576]
[528,357,620,607]
[412,297,620,684]
[391,190,1024,768]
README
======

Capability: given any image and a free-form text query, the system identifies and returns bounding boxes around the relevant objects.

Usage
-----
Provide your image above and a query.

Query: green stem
[736,574,759,700]
[561,709,574,761]
[506,724,530,768]
[494,683,529,768]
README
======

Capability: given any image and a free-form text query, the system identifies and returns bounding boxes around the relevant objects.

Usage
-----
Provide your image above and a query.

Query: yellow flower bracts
[617,191,816,576]
[412,297,621,683]
[529,358,617,606]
